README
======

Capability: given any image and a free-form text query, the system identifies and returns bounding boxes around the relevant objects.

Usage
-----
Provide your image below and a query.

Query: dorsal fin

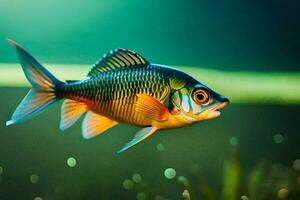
[87,48,149,77]
[66,80,80,83]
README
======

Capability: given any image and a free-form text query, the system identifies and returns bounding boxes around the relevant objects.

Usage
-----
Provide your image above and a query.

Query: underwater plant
[122,143,300,200]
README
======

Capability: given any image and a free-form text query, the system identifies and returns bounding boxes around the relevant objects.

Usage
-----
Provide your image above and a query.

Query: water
[0,88,299,199]
[1,0,300,71]
[0,0,300,199]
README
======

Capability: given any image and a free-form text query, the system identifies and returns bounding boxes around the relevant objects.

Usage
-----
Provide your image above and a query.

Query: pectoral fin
[117,126,158,153]
[136,94,170,121]
[82,111,118,139]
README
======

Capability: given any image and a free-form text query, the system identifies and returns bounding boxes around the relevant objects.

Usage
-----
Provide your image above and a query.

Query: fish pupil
[196,93,205,101]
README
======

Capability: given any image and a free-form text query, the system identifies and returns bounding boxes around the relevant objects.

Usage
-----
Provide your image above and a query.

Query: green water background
[0,0,300,199]
[0,0,300,71]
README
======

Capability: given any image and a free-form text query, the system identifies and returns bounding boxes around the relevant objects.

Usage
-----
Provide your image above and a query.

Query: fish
[6,39,229,153]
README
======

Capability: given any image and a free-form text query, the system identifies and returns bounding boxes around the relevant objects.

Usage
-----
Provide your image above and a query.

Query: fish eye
[193,88,209,104]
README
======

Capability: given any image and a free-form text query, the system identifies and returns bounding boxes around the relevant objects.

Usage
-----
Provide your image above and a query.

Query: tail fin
[6,39,63,126]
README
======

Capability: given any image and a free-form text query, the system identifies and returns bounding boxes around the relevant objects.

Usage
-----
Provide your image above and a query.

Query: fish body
[58,64,171,127]
[6,39,229,152]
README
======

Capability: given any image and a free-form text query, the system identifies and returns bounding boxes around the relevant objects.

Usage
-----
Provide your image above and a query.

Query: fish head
[170,82,229,123]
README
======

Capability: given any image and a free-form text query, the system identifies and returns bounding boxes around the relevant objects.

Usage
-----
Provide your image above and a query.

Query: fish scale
[58,65,171,126]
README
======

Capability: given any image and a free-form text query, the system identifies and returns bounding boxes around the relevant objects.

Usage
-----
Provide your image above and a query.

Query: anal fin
[82,111,118,139]
[60,99,87,130]
[117,127,158,153]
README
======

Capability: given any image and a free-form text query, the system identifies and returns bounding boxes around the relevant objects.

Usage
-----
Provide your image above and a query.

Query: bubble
[278,188,289,199]
[293,159,300,170]
[182,190,190,199]
[164,168,176,179]
[178,176,189,187]
[33,197,43,200]
[0,166,3,175]
[156,144,165,152]
[30,174,39,184]
[241,195,249,200]
[132,173,142,183]
[230,136,238,145]
[273,134,284,144]
[177,176,187,183]
[67,157,77,167]
[123,179,134,190]
[136,192,146,200]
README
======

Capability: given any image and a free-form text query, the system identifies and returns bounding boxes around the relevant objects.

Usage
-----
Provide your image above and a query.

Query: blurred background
[0,0,299,199]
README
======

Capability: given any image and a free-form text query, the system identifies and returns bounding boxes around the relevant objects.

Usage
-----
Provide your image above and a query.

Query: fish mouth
[211,100,229,117]
[195,100,229,121]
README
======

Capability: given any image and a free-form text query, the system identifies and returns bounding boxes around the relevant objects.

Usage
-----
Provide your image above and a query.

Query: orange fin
[118,127,158,153]
[82,111,118,139]
[60,100,87,130]
[136,94,170,121]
